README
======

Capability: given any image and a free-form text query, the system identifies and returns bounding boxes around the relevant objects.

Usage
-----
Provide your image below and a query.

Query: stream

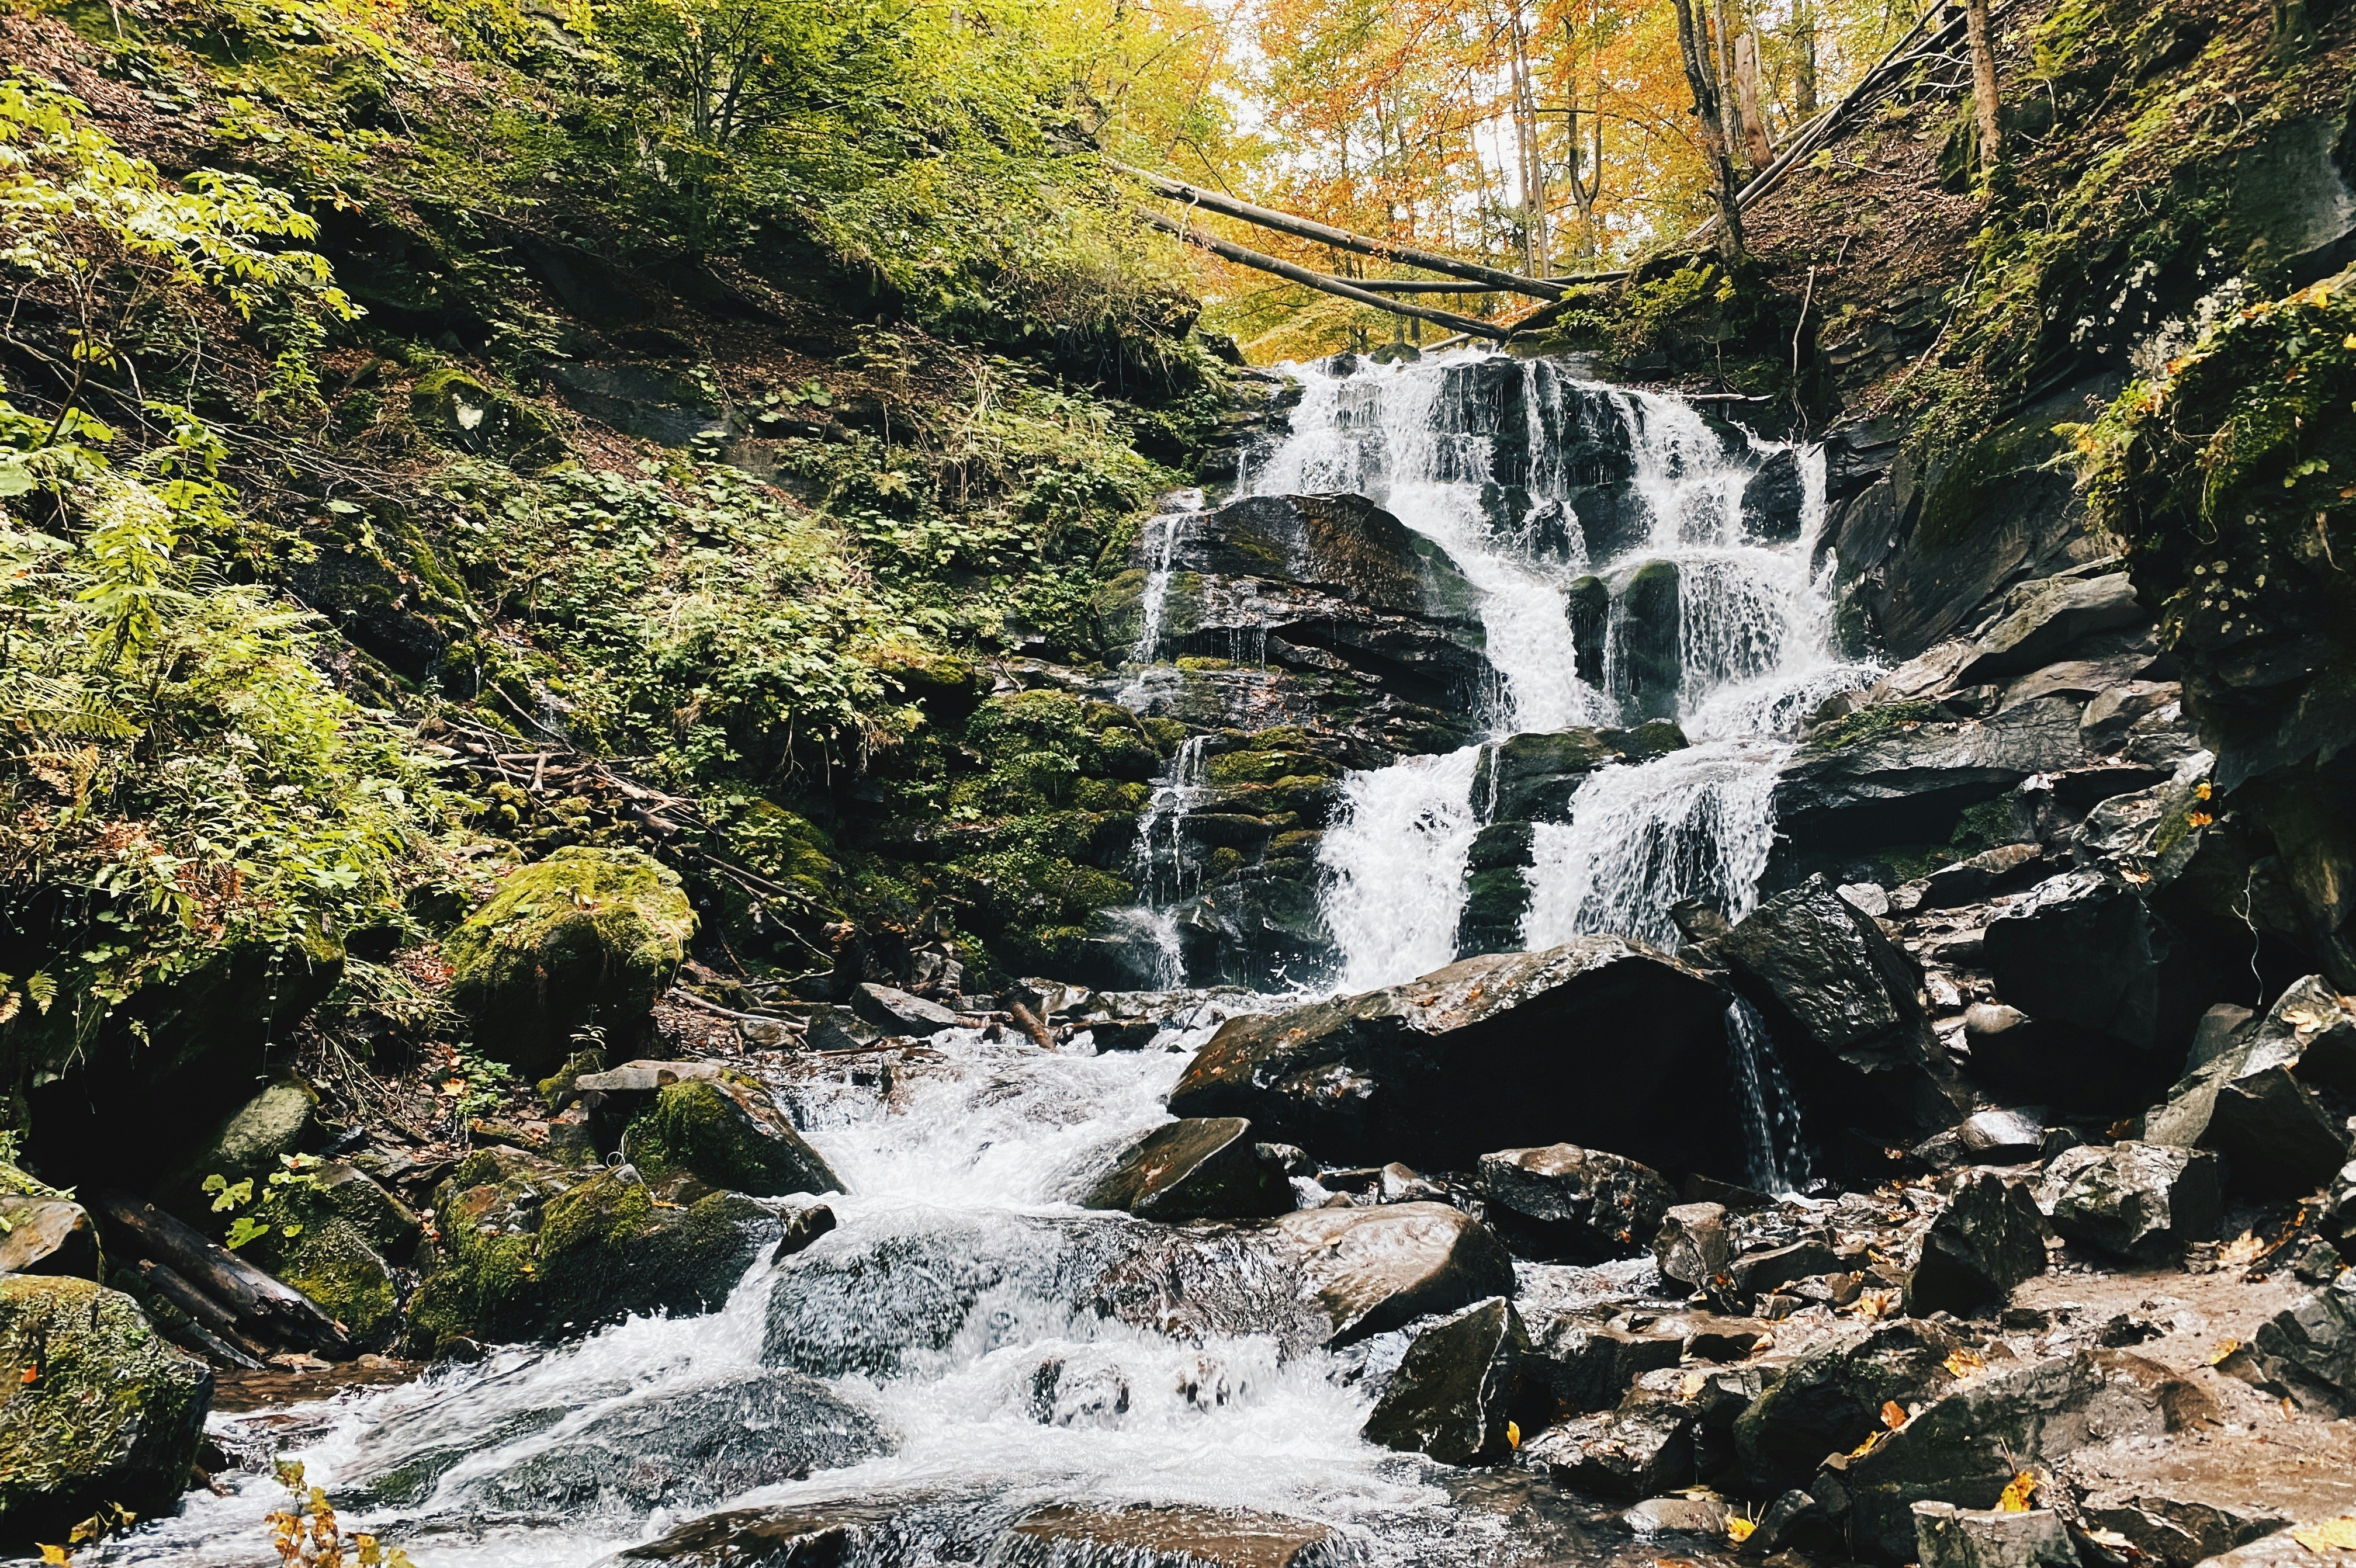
[105,352,1867,1566]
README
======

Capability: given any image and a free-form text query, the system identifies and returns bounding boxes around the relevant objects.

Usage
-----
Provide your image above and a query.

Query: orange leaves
[1996,1470,2042,1512]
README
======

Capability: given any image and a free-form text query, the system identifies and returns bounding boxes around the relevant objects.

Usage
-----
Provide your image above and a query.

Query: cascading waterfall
[1726,995,1813,1195]
[1316,747,1487,994]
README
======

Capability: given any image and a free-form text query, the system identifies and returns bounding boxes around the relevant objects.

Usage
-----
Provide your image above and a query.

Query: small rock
[995,1503,1336,1568]
[737,1017,796,1049]
[624,1077,843,1198]
[1479,1143,1676,1262]
[1732,1319,1963,1494]
[2036,1142,2222,1262]
[771,1204,836,1262]
[1378,1163,1446,1204]
[1361,1296,1526,1465]
[0,1195,101,1278]
[1654,1202,1731,1292]
[1080,1118,1293,1222]
[807,1007,882,1052]
[1523,1394,1696,1498]
[1276,1202,1517,1345]
[1957,1109,2046,1162]
[1083,1018,1162,1052]
[2187,1002,2254,1070]
[1906,1172,2048,1317]
[1623,1494,1729,1536]
[1729,1239,1839,1298]
[1912,1502,2076,1568]
[2291,1237,2344,1283]
[1838,882,1892,918]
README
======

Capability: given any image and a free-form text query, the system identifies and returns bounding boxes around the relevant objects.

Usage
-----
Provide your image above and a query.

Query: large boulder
[408,1150,781,1350]
[1952,573,2146,687]
[1522,1318,1686,1414]
[446,846,698,1074]
[1361,1296,1527,1464]
[622,1078,843,1199]
[1080,1118,1292,1221]
[1734,1319,1966,1494]
[1274,1202,1516,1344]
[1611,558,1685,721]
[2241,1271,2356,1416]
[1524,1392,1696,1498]
[1979,873,2223,1111]
[1716,876,1968,1135]
[1466,723,1687,823]
[1812,1350,2205,1562]
[2036,1142,2222,1262]
[240,1161,423,1351]
[153,1074,317,1221]
[1905,1172,2049,1317]
[0,1276,212,1541]
[1477,1143,1675,1262]
[1167,939,1736,1176]
[2140,975,2354,1197]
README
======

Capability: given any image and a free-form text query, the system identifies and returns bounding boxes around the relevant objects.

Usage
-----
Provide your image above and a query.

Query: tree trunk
[1966,0,2001,183]
[2270,0,2309,56]
[1734,30,1775,169]
[1792,0,1818,116]
[1670,0,1747,257]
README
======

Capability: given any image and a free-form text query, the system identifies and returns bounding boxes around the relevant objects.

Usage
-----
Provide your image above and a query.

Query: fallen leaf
[37,1546,69,1566]
[1848,1429,1886,1459]
[2220,1231,2267,1267]
[1506,1421,1522,1451]
[1944,1348,1986,1380]
[2292,1517,2356,1552]
[1727,1517,1758,1544]
[2210,1338,2243,1364]
[1997,1470,2040,1513]
[1880,1399,1909,1430]
[18,1364,34,1385]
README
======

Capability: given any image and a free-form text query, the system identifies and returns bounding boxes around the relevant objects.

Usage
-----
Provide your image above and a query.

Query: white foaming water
[1727,995,1813,1195]
[106,1028,1537,1568]
[1316,745,1486,993]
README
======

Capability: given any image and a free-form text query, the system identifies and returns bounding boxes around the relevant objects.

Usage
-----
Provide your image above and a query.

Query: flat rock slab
[993,1503,1342,1568]
[1080,1118,1291,1221]
[1274,1202,1516,1345]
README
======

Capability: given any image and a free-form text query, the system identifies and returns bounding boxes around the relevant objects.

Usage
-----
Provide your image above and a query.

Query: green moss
[445,845,696,1074]
[1810,699,1940,752]
[258,1217,401,1348]
[622,1078,840,1198]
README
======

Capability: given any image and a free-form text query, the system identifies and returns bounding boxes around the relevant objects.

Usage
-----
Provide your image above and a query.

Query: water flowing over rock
[1166,938,1734,1174]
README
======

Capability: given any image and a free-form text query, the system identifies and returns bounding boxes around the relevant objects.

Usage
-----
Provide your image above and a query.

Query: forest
[0,0,2353,1559]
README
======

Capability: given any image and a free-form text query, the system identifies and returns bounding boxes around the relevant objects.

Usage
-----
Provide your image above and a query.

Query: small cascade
[1120,490,1204,705]
[1726,996,1813,1194]
[1115,736,1213,987]
[1316,745,1485,993]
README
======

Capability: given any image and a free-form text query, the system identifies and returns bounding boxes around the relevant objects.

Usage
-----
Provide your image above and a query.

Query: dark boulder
[1525,1391,1696,1498]
[1275,1202,1516,1344]
[1733,1319,1965,1494]
[1952,573,2146,688]
[1653,1202,1732,1292]
[1610,559,1684,721]
[2139,976,2354,1198]
[1468,723,1688,823]
[0,1276,212,1542]
[2036,1142,2222,1262]
[1905,1172,2049,1317]
[1523,1319,1686,1414]
[1478,1144,1676,1262]
[1167,939,1736,1177]
[1729,1239,1841,1298]
[1079,1118,1294,1221]
[851,982,959,1036]
[1361,1296,1528,1465]
[2243,1271,2356,1416]
[1813,1350,2206,1562]
[1744,449,1807,541]
[1717,876,1968,1136]
[1980,873,2224,1112]
[1567,575,1609,685]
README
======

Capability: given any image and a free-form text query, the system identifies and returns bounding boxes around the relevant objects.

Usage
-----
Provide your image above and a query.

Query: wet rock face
[1716,875,1966,1136]
[1080,1117,1294,1221]
[2036,1142,2222,1262]
[995,1503,1345,1568]
[1361,1296,1528,1465]
[0,1276,213,1541]
[1523,1394,1697,1500]
[1273,1202,1517,1344]
[0,1195,100,1278]
[1139,492,1489,713]
[1477,1143,1675,1262]
[1610,558,1685,722]
[2140,974,2355,1198]
[1905,1172,2049,1318]
[1167,939,1737,1176]
[2244,1272,2356,1416]
[1734,1320,1963,1494]
[622,1077,843,1199]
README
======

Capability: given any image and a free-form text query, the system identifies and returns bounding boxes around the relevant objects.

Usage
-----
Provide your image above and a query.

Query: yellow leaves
[2219,1231,2267,1267]
[2291,1518,2356,1553]
[2187,811,2213,828]
[1880,1400,1910,1430]
[2211,1338,2243,1364]
[1848,1428,1886,1459]
[1506,1421,1522,1451]
[18,1363,34,1385]
[1943,1348,1986,1380]
[1997,1470,2043,1513]
[37,1546,70,1566]
[1727,1516,1758,1545]
[2345,335,2356,351]
[2195,780,2213,800]
[1857,1288,1901,1319]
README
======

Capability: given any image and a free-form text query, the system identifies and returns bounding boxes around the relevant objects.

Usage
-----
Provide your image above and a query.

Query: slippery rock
[851,981,960,1036]
[1477,1144,1675,1262]
[1912,1502,2077,1568]
[1522,1319,1685,1414]
[1979,873,2220,1111]
[622,1077,843,1199]
[1276,1202,1516,1344]
[0,1276,212,1540]
[1717,875,1966,1135]
[1652,1202,1732,1292]
[1952,573,2146,687]
[1905,1172,2048,1317]
[1079,1118,1293,1221]
[1733,1319,1965,1494]
[446,846,697,1074]
[1524,1393,1696,1498]
[2036,1143,2222,1262]
[1168,939,1734,1175]
[2140,976,2354,1197]
[2242,1271,2356,1415]
[995,1504,1343,1568]
[1814,1350,2207,1562]
[1612,558,1685,721]
[1361,1296,1527,1464]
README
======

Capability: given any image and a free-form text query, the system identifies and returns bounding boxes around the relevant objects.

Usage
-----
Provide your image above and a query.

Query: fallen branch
[136,1260,271,1368]
[666,988,806,1029]
[1141,211,1509,340]
[92,1191,352,1357]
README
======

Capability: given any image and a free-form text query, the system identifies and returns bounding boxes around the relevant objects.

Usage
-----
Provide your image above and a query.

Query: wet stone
[1361,1296,1527,1465]
[993,1503,1345,1568]
[1080,1117,1294,1222]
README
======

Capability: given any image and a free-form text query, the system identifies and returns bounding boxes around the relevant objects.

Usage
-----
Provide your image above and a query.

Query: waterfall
[1119,490,1203,706]
[1117,736,1212,987]
[1316,745,1486,993]
[1726,996,1813,1195]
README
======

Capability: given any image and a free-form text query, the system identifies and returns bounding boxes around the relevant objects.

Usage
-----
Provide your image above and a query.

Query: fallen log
[1141,211,1509,340]
[1007,999,1058,1052]
[1114,159,1565,300]
[91,1191,353,1357]
[135,1260,271,1368]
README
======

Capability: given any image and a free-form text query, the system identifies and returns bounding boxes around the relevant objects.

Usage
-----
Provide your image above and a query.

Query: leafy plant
[205,1151,322,1250]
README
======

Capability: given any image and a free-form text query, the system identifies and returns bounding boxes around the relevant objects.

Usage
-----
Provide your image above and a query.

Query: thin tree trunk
[1792,0,1818,115]
[1735,30,1774,168]
[1670,0,1747,257]
[1966,0,2001,182]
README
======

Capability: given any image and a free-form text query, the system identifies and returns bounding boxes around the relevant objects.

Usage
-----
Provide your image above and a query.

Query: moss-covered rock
[446,846,697,1074]
[622,1078,843,1199]
[154,1074,317,1222]
[410,366,561,460]
[407,1149,778,1350]
[241,1163,421,1351]
[0,1276,212,1542]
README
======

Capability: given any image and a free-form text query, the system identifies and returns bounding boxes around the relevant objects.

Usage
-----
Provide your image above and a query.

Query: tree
[1669,0,1745,255]
[1965,0,1999,185]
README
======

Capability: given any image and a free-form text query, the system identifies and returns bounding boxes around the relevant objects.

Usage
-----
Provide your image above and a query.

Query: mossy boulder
[410,367,560,460]
[622,1078,843,1199]
[241,1164,422,1351]
[446,846,698,1074]
[154,1074,317,1223]
[407,1149,779,1350]
[0,1276,212,1542]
